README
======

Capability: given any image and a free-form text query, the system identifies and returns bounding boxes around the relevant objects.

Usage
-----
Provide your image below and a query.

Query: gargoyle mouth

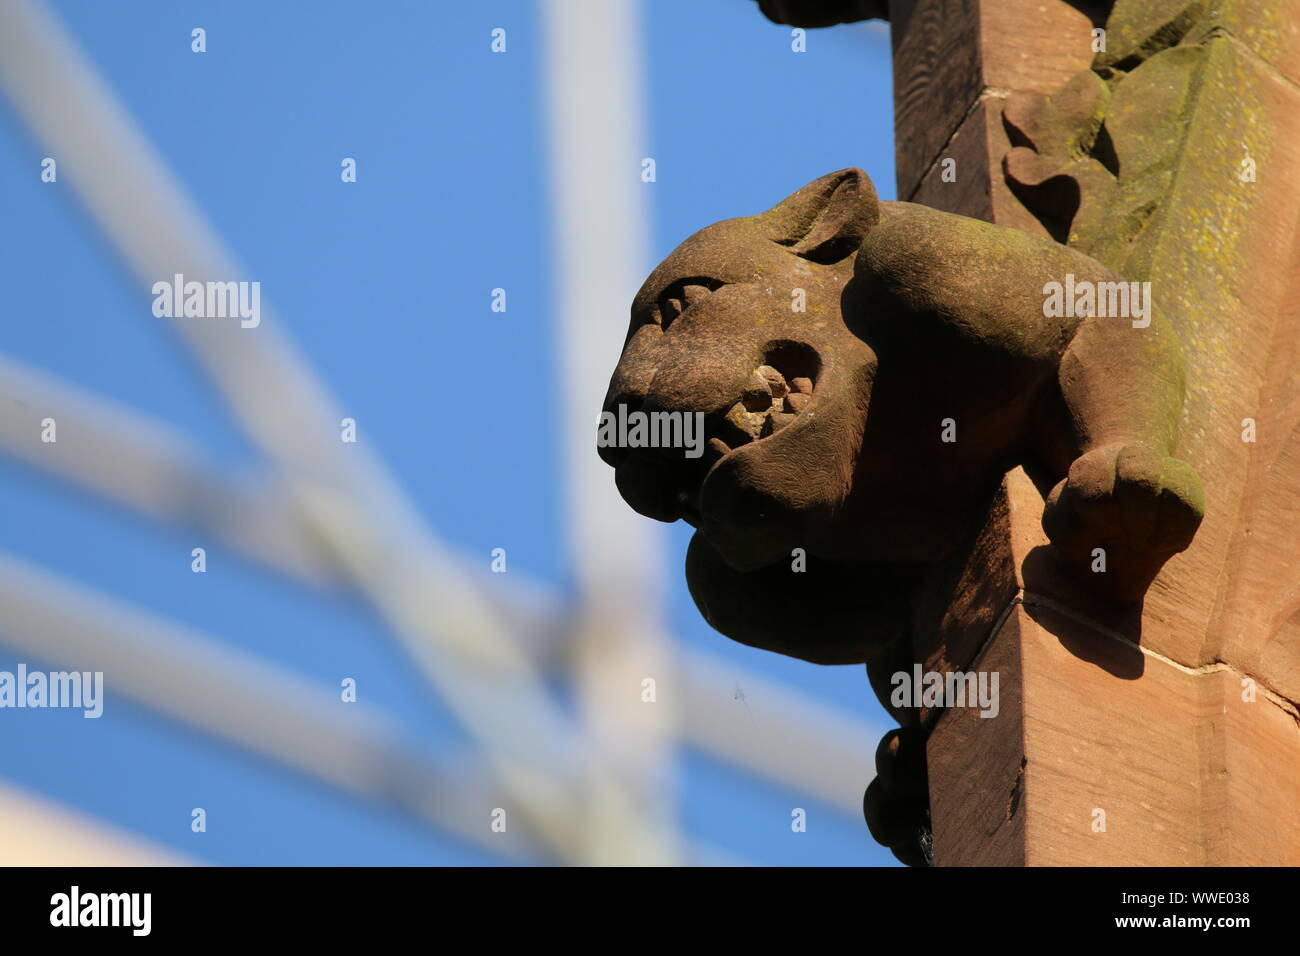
[709,341,820,457]
[656,276,726,329]
[713,364,814,450]
[672,341,822,527]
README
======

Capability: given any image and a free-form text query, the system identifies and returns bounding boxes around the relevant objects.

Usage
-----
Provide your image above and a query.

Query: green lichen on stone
[1190,0,1291,75]
[1003,0,1293,468]
[1095,0,1209,75]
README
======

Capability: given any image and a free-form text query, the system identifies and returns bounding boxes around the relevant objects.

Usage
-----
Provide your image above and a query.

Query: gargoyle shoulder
[853,201,1140,364]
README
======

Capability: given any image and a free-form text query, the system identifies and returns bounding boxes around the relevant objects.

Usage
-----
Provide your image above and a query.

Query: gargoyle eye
[656,277,726,329]
[775,233,862,265]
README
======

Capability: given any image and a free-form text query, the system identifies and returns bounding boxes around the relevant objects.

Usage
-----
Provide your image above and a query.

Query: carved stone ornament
[599,169,1203,670]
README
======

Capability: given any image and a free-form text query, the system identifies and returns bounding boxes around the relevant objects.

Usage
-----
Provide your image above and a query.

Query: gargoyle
[598,168,1204,666]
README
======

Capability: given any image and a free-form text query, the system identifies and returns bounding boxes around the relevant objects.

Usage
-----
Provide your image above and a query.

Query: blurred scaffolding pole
[0,0,883,863]
[0,0,658,864]
[543,0,679,865]
[0,550,550,861]
[0,781,192,866]
[0,351,875,816]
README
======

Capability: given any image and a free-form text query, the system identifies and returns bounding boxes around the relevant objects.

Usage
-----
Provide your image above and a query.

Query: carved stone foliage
[1003,1,1215,269]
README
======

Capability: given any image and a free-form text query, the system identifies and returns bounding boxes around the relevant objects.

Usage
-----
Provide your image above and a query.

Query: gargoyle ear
[767,168,880,264]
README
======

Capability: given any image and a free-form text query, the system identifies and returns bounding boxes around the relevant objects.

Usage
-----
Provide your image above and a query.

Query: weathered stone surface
[889,0,1104,202]
[910,0,1300,866]
[1001,0,1300,680]
[702,0,1300,868]
[1094,0,1206,73]
[924,469,1300,866]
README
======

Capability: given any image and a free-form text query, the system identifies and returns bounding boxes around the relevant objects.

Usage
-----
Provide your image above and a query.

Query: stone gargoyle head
[598,169,1204,664]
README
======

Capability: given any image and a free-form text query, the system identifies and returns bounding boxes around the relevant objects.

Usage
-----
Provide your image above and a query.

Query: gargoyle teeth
[716,361,814,449]
[725,400,767,440]
[741,369,776,412]
[769,411,797,432]
[756,364,789,400]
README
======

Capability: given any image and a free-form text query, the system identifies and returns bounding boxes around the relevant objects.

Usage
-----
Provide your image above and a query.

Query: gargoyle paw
[1042,442,1204,605]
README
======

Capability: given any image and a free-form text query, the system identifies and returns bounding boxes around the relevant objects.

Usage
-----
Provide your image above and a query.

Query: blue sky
[0,0,899,865]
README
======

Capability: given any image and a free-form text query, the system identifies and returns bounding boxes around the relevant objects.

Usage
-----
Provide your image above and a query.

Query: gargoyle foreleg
[1039,304,1205,604]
